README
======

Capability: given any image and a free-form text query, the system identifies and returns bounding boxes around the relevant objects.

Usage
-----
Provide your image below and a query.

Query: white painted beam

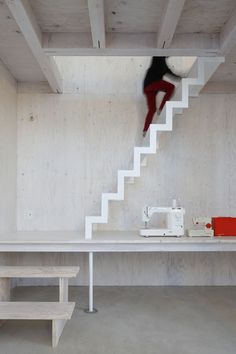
[43,32,219,56]
[88,0,106,48]
[157,0,186,48]
[219,6,236,55]
[5,0,62,93]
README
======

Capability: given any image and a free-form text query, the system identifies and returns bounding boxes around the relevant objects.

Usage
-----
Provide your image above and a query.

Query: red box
[212,217,236,236]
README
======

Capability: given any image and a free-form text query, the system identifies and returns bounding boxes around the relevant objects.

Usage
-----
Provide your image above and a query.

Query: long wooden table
[1,231,236,312]
[0,231,236,252]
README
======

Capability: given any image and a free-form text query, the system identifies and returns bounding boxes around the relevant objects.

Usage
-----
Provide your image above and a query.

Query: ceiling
[0,1,45,81]
[176,0,235,34]
[28,0,236,34]
[30,0,91,33]
[0,0,236,90]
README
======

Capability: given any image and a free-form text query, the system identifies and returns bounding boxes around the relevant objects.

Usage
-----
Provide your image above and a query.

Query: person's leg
[143,91,157,135]
[158,80,175,111]
[143,80,175,135]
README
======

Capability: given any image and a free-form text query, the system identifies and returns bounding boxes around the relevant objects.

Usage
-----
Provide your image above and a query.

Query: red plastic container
[212,217,236,236]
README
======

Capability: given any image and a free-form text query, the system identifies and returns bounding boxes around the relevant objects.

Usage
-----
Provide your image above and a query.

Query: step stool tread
[0,266,80,278]
[0,302,75,320]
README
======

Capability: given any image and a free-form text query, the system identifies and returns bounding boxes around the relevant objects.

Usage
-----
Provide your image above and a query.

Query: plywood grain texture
[14,57,236,285]
[9,252,236,286]
[0,301,74,319]
[0,266,79,278]
[176,0,236,34]
[105,0,164,33]
[0,0,236,82]
[104,94,236,232]
[0,1,45,81]
[28,0,236,35]
[0,60,17,233]
[30,0,91,33]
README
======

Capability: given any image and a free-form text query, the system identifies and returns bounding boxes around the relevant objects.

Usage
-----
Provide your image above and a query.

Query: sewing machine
[187,217,214,237]
[140,200,185,237]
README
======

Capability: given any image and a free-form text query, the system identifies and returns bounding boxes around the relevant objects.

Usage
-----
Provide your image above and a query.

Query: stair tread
[0,302,75,320]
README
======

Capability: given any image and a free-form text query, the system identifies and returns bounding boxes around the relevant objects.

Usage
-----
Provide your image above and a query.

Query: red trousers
[143,80,175,132]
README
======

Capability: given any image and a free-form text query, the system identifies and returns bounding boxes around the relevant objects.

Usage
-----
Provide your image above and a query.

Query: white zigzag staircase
[85,57,224,240]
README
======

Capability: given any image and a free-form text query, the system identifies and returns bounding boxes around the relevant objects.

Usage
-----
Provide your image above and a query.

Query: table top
[0,231,236,252]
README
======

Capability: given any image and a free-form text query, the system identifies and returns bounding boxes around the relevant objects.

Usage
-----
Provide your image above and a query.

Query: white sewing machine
[140,200,185,237]
[187,217,214,237]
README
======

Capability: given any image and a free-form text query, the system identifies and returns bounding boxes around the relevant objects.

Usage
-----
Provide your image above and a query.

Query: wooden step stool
[0,266,80,346]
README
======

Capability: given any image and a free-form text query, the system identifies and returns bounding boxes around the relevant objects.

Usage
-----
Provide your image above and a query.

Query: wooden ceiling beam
[88,0,106,48]
[157,0,186,48]
[43,32,219,57]
[219,6,236,55]
[5,0,62,93]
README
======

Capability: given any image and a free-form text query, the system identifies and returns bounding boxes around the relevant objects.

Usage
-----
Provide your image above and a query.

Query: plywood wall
[12,252,236,286]
[0,60,17,233]
[17,92,145,230]
[17,92,236,230]
[105,94,236,231]
[16,57,236,285]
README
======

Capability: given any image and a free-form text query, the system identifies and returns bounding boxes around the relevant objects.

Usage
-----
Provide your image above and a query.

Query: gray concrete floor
[0,286,236,354]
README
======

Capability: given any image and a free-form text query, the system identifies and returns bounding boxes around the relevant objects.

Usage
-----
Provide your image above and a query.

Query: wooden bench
[0,266,80,346]
[0,301,75,347]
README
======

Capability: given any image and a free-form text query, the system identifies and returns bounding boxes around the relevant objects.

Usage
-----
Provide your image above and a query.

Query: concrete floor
[0,286,236,354]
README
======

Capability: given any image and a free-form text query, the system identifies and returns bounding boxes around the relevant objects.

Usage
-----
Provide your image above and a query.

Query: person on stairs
[143,56,181,137]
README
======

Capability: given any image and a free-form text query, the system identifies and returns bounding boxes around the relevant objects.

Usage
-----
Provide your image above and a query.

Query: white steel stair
[85,57,224,240]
